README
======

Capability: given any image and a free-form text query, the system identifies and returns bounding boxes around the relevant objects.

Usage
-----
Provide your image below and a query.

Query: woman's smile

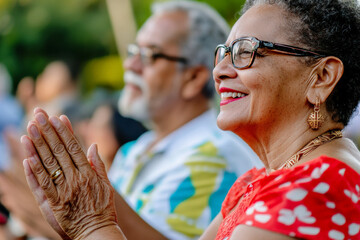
[219,87,248,106]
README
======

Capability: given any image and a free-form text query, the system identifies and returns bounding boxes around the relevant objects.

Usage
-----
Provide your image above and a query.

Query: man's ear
[181,66,210,100]
[306,56,344,104]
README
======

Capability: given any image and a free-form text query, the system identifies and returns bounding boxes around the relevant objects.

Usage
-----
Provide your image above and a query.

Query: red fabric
[215,156,360,240]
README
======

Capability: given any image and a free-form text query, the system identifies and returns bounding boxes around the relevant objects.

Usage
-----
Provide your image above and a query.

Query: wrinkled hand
[21,108,118,240]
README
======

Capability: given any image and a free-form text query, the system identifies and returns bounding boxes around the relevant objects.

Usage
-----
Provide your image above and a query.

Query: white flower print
[245,221,253,226]
[278,209,296,225]
[278,181,291,188]
[311,163,329,179]
[344,186,360,204]
[274,175,283,181]
[326,201,336,209]
[328,229,345,240]
[313,182,330,194]
[254,214,272,223]
[298,226,320,235]
[331,213,346,226]
[349,223,360,236]
[338,168,345,176]
[278,205,316,226]
[245,201,268,215]
[295,177,312,184]
[286,188,308,201]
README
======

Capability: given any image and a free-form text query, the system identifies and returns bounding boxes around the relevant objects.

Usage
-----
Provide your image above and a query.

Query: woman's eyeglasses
[127,44,187,65]
[214,36,326,69]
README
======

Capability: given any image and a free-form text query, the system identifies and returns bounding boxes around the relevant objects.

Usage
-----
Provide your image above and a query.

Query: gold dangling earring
[307,98,325,130]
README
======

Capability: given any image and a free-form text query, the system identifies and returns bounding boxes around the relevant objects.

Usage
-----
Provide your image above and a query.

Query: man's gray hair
[152,0,230,99]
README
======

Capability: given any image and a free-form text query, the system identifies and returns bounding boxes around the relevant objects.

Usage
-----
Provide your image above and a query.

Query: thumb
[87,144,109,183]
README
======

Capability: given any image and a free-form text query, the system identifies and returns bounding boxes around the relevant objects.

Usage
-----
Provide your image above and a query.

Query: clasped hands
[21,108,118,239]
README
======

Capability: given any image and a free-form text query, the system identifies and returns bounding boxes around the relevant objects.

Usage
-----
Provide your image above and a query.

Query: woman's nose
[213,55,237,84]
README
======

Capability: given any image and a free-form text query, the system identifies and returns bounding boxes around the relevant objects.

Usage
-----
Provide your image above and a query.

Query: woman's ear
[306,56,344,104]
[181,66,210,100]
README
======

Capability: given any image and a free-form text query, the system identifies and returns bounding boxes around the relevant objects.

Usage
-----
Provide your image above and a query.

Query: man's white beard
[118,71,150,122]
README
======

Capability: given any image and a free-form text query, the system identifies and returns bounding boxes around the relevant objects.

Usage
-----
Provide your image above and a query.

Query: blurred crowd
[0,61,147,240]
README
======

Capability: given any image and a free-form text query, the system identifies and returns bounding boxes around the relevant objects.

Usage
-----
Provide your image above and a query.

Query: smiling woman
[20,0,360,240]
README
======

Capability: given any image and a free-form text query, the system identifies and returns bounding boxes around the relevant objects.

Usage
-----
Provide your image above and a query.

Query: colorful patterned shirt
[108,109,262,240]
[216,155,360,240]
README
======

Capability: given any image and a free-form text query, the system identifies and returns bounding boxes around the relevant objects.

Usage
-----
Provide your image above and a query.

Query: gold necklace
[279,129,343,169]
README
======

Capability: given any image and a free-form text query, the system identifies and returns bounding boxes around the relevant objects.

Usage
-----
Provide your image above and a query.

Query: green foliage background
[0,0,245,95]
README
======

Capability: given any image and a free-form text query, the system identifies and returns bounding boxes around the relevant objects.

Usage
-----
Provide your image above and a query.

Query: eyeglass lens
[127,44,154,65]
[233,39,254,68]
[215,39,255,69]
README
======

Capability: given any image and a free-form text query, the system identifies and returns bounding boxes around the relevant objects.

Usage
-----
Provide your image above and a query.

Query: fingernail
[20,135,27,144]
[29,125,40,138]
[87,143,96,158]
[36,113,46,126]
[50,117,61,129]
[29,156,37,166]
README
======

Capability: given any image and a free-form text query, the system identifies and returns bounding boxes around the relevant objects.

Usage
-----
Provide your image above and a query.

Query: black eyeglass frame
[127,44,188,65]
[214,36,327,69]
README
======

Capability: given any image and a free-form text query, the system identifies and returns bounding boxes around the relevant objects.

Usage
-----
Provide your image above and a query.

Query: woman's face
[214,4,313,136]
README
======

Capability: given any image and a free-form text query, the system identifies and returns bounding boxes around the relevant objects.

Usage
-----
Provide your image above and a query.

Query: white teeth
[221,92,246,99]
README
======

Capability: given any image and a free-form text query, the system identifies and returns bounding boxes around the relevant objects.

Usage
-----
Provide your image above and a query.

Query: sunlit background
[0,0,244,97]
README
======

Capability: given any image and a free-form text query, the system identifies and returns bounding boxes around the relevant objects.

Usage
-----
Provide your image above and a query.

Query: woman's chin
[216,112,243,132]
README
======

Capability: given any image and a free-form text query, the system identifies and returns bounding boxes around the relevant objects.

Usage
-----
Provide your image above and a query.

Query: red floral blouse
[215,156,360,240]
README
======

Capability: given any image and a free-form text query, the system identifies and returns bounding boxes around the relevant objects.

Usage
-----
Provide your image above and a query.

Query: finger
[27,121,65,178]
[49,116,92,175]
[23,158,49,211]
[23,158,69,240]
[22,133,66,190]
[34,107,49,118]
[21,135,40,160]
[32,113,76,177]
[59,115,74,134]
[24,157,59,204]
[87,144,109,184]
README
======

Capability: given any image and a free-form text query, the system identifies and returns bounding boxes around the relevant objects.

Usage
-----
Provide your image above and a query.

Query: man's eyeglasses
[127,44,188,65]
[214,36,326,69]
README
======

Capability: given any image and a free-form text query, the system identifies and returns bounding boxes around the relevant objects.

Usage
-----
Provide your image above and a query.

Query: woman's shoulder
[310,137,360,174]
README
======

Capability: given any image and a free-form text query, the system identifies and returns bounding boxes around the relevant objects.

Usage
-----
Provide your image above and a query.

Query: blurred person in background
[0,64,23,224]
[85,102,147,172]
[16,60,80,121]
[0,63,23,230]
[108,1,261,238]
[0,64,23,171]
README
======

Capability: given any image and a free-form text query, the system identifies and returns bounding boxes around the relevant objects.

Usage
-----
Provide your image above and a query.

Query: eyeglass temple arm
[261,41,326,57]
[153,53,188,63]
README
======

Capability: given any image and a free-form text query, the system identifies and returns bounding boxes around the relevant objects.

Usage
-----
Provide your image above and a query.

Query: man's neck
[149,102,210,151]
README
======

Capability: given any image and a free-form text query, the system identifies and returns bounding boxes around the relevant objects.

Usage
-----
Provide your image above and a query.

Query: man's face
[118,11,188,123]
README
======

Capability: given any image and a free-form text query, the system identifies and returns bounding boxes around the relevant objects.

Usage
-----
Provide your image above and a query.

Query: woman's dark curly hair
[242,0,360,125]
